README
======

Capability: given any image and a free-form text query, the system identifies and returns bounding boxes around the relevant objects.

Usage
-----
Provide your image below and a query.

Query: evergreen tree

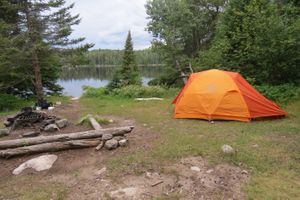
[108,31,141,89]
[0,0,93,103]
[200,0,300,84]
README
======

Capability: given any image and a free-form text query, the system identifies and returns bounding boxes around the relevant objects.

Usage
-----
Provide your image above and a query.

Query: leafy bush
[0,94,23,111]
[110,85,166,98]
[255,84,300,103]
[82,86,109,98]
[83,85,167,98]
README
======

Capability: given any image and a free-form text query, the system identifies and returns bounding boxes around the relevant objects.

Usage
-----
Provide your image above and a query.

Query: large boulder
[13,154,58,175]
[104,139,118,150]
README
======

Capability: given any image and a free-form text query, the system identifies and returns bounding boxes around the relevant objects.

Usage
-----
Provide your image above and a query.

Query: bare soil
[0,100,249,200]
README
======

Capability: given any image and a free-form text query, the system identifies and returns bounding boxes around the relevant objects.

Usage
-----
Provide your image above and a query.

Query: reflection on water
[58,66,163,97]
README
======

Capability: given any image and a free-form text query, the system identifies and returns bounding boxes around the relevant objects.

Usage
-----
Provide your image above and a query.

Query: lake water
[58,66,163,97]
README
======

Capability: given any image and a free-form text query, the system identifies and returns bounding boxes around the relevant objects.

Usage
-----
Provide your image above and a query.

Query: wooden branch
[0,126,134,150]
[88,115,102,130]
[0,139,100,158]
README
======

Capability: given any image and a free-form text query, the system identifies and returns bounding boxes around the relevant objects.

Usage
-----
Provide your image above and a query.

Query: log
[95,141,104,151]
[0,139,100,158]
[134,98,163,101]
[0,126,134,150]
[88,115,102,130]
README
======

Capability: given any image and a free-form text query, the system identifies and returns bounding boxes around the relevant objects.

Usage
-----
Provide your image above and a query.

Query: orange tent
[173,69,287,122]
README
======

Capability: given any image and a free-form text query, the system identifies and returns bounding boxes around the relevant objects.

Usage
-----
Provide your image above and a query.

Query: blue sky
[66,0,152,50]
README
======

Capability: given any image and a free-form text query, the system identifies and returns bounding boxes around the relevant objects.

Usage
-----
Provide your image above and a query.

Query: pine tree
[0,0,93,103]
[108,31,141,89]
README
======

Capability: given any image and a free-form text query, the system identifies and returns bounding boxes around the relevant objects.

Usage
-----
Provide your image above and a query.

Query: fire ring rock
[118,139,128,147]
[0,129,9,137]
[102,133,113,141]
[104,139,118,150]
[44,124,59,132]
[55,119,68,129]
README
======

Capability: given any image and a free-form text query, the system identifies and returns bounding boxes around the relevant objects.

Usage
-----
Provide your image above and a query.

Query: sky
[66,0,152,50]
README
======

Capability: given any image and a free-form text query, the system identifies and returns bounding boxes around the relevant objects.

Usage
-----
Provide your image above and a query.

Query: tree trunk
[32,50,44,104]
[0,126,134,149]
[24,1,44,103]
[0,139,100,158]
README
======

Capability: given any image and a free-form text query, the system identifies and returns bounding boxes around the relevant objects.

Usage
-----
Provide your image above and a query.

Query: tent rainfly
[173,69,287,122]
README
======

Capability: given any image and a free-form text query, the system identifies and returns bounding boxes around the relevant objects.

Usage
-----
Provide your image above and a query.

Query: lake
[58,66,163,97]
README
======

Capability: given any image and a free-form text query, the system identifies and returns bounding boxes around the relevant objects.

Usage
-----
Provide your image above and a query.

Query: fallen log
[88,115,102,130]
[0,126,133,150]
[0,139,100,158]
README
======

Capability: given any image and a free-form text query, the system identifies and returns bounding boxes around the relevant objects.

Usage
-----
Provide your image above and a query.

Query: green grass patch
[80,90,300,199]
[0,176,69,200]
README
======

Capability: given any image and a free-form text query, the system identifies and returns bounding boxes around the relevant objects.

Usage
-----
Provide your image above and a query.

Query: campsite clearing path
[0,100,250,199]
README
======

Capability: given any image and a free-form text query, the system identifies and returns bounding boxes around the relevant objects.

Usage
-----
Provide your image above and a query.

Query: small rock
[13,155,58,175]
[108,119,114,123]
[44,124,59,132]
[95,167,107,176]
[206,169,214,174]
[48,106,55,110]
[190,166,201,172]
[71,97,79,101]
[102,133,113,141]
[252,144,259,148]
[43,119,55,125]
[241,170,248,175]
[221,144,234,154]
[113,136,125,141]
[104,139,118,150]
[55,119,68,129]
[118,139,128,147]
[22,131,40,137]
[55,101,62,105]
[3,120,12,127]
[110,187,139,198]
[0,128,9,137]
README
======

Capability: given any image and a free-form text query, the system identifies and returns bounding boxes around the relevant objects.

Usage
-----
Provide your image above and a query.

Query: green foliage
[0,0,92,97]
[146,0,226,87]
[110,85,166,98]
[107,31,141,89]
[199,0,300,85]
[83,85,167,98]
[0,94,22,111]
[82,86,109,98]
[87,48,163,66]
[255,84,300,103]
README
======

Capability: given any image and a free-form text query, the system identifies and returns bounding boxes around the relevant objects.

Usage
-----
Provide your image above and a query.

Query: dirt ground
[0,100,249,200]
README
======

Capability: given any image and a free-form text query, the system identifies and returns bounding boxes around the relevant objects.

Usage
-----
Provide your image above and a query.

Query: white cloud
[66,0,152,50]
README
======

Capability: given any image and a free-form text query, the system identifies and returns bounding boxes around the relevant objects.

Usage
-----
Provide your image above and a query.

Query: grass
[80,94,300,199]
[0,176,69,200]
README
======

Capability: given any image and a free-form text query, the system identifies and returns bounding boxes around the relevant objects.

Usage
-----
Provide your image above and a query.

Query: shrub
[82,86,108,98]
[255,84,300,103]
[82,85,167,98]
[0,94,22,111]
[110,85,166,98]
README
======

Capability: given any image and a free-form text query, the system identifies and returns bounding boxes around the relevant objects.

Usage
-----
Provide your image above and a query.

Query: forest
[86,48,163,66]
